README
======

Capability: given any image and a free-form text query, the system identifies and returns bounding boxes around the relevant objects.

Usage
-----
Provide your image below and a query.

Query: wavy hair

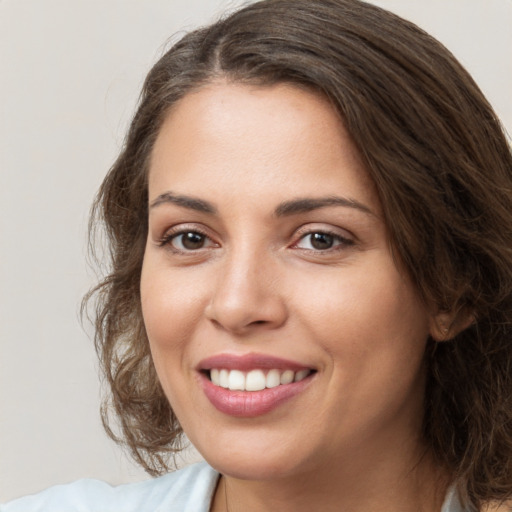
[85,0,512,508]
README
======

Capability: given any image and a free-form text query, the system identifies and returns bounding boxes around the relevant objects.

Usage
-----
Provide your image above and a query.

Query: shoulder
[441,486,476,512]
[1,462,219,512]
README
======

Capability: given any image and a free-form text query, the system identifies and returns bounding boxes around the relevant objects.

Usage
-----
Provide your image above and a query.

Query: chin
[193,431,314,481]
[206,453,304,481]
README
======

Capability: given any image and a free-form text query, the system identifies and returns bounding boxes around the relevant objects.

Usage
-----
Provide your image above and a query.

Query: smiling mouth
[206,368,315,392]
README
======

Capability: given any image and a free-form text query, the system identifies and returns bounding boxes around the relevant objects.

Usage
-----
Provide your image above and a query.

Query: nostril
[205,292,288,333]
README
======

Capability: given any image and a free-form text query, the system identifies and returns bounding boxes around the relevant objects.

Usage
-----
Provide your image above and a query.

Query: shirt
[1,461,467,511]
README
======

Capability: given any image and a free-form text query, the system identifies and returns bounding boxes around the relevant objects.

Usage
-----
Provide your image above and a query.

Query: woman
[3,0,512,510]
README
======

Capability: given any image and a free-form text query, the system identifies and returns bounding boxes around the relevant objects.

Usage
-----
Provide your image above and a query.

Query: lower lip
[200,373,313,418]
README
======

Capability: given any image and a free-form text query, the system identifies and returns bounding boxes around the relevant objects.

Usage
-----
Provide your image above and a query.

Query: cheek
[296,259,430,365]
[140,258,204,366]
[139,263,201,412]
[299,262,430,432]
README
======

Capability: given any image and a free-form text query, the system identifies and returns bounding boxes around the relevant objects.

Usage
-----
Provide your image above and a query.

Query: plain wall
[1,0,510,502]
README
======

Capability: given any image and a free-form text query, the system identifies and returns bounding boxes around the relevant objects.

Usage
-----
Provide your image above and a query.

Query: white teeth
[280,370,295,385]
[266,369,281,388]
[246,370,266,391]
[228,370,245,391]
[209,368,312,391]
[219,369,229,388]
[294,369,310,382]
[210,368,220,386]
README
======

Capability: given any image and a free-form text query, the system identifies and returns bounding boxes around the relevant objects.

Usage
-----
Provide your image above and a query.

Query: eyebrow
[149,192,374,217]
[149,192,217,214]
[274,196,374,217]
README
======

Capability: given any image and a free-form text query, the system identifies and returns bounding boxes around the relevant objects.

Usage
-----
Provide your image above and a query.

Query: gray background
[1,0,511,502]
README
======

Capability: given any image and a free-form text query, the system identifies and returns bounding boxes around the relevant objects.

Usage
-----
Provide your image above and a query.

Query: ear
[429,309,475,342]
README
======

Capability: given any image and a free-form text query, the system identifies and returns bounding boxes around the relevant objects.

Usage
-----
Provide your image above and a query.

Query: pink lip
[197,353,315,418]
[197,353,310,372]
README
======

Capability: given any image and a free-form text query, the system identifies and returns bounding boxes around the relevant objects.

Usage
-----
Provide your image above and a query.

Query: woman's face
[141,82,439,480]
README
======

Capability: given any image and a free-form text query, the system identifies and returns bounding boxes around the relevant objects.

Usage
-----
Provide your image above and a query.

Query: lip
[197,353,315,417]
[197,353,311,372]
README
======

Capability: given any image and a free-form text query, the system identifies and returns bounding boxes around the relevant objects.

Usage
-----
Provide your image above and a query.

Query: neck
[210,442,450,512]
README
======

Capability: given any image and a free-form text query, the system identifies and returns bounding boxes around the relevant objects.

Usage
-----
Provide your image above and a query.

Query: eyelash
[157,226,216,253]
[157,226,354,254]
[292,229,354,253]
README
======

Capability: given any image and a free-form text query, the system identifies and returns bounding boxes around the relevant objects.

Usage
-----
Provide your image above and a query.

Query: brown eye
[171,231,209,250]
[310,233,334,250]
[295,231,353,251]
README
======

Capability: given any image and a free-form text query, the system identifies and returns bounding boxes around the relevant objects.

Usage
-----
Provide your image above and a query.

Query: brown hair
[86,0,512,508]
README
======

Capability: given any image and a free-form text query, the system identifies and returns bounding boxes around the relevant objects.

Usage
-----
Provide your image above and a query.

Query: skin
[141,82,449,511]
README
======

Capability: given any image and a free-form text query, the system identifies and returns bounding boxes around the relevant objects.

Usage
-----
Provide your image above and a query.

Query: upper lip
[197,353,313,372]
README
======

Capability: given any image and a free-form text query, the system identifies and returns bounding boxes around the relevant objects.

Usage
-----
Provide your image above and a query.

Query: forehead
[149,82,380,214]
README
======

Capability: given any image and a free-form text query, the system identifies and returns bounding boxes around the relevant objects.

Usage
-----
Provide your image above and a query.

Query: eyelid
[290,224,355,251]
[157,223,219,251]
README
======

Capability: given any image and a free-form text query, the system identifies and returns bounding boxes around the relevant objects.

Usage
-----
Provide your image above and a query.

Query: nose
[205,250,288,335]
